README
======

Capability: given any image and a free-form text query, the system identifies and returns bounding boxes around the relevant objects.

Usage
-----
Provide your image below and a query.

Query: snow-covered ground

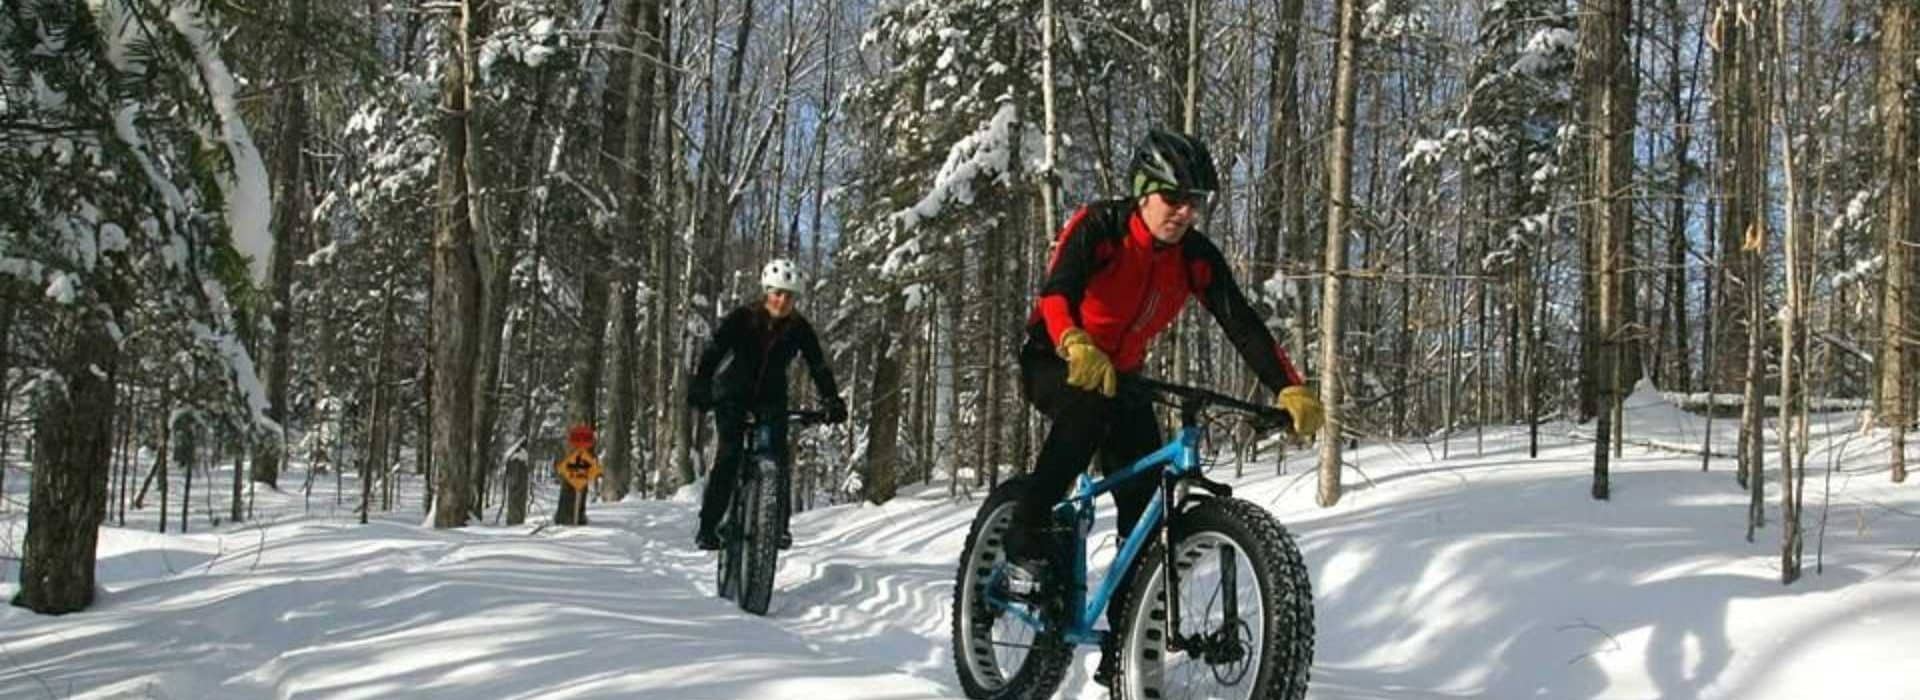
[3,386,1917,699]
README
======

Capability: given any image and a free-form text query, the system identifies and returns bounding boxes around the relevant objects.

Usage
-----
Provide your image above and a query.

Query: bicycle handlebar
[785,409,837,426]
[1127,377,1294,434]
[700,404,843,427]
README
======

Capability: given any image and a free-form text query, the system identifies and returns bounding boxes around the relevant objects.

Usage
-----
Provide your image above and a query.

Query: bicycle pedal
[1004,574,1043,598]
[999,560,1050,600]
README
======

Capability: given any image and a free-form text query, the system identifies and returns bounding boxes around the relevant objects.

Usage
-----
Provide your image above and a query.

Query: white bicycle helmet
[761,258,804,294]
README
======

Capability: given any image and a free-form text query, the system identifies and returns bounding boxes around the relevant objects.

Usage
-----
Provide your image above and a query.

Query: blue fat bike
[950,378,1314,700]
[716,408,830,616]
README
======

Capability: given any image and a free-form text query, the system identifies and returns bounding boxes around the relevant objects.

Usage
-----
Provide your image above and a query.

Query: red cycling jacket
[1025,200,1305,391]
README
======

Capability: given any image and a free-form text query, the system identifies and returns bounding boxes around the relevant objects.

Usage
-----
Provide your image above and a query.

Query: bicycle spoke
[1131,530,1269,700]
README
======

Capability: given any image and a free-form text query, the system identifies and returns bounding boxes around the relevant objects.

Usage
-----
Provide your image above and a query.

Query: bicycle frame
[716,408,829,610]
[724,409,825,533]
[738,419,782,480]
[995,421,1206,647]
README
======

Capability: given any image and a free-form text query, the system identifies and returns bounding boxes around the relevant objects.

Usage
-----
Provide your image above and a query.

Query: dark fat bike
[951,378,1314,700]
[715,408,830,616]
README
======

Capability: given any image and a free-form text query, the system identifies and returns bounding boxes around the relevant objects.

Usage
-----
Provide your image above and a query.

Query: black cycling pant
[1010,341,1162,631]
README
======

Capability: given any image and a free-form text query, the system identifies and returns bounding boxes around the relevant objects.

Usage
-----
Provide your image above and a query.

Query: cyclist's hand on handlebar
[1275,385,1324,440]
[823,396,849,424]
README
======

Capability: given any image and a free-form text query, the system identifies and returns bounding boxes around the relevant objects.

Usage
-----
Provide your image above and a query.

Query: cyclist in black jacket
[688,259,847,551]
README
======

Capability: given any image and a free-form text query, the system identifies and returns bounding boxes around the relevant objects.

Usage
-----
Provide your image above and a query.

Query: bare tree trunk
[1882,0,1913,484]
[689,0,758,313]
[387,404,403,511]
[472,66,550,519]
[1409,190,1424,437]
[982,218,1004,487]
[1317,0,1359,508]
[1664,0,1698,394]
[1714,0,1765,396]
[229,414,243,523]
[0,289,13,493]
[1735,0,1777,538]
[865,291,908,504]
[1183,0,1203,130]
[222,451,237,526]
[606,0,661,501]
[176,413,195,533]
[418,367,432,513]
[512,199,546,522]
[160,406,173,532]
[1165,0,1207,389]
[181,418,200,525]
[1508,156,1537,455]
[1775,0,1805,582]
[1701,139,1719,471]
[1579,0,1635,500]
[571,0,651,452]
[1443,201,1463,458]
[1280,0,1313,364]
[1039,0,1061,238]
[663,0,695,497]
[945,261,965,492]
[1531,218,1550,458]
[1012,196,1037,475]
[430,0,487,528]
[135,394,168,512]
[907,312,931,489]
[14,313,117,613]
[364,282,396,524]
[114,386,135,525]
[359,389,376,525]
[1257,0,1305,294]
[251,0,311,492]
[471,251,511,517]
[604,282,638,501]
[1743,244,1765,537]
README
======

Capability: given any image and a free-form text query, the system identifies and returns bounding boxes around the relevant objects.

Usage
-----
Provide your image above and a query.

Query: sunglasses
[1160,190,1212,210]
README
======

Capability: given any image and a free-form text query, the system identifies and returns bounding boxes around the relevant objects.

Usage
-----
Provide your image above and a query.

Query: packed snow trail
[0,500,959,699]
[5,388,1919,699]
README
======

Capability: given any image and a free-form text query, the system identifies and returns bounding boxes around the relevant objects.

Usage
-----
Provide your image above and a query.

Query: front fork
[1160,474,1191,654]
[1160,442,1244,659]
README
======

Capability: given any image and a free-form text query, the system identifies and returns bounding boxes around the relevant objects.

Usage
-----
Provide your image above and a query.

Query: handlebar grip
[788,410,836,426]
[1255,407,1293,434]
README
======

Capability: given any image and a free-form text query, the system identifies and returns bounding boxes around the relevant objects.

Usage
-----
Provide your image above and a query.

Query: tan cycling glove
[1056,328,1117,398]
[1276,385,1325,440]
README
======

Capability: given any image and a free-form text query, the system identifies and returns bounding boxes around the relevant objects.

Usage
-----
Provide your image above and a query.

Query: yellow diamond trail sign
[555,448,603,491]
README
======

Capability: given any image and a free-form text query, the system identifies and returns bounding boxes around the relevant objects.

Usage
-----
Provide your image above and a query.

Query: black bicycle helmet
[1129,128,1219,197]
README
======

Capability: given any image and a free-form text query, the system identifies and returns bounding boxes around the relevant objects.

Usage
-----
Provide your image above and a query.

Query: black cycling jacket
[692,303,840,409]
